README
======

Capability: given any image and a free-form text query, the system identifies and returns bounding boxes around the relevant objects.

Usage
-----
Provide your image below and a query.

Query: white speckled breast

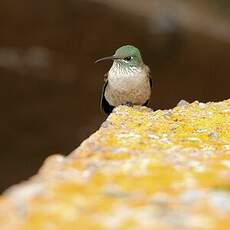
[105,64,151,106]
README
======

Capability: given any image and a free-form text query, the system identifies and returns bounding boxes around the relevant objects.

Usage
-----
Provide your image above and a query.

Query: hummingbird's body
[96,45,152,114]
[105,63,151,107]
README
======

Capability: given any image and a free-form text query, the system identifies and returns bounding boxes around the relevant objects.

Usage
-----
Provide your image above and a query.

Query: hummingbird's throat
[111,61,141,76]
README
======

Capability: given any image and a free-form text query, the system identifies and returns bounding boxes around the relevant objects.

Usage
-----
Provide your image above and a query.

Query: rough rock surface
[0,99,229,229]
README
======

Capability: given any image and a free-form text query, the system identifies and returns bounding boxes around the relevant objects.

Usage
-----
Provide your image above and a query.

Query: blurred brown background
[0,0,229,191]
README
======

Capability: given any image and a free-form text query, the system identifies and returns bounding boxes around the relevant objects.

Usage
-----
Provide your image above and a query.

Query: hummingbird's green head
[95,45,144,68]
[114,45,143,67]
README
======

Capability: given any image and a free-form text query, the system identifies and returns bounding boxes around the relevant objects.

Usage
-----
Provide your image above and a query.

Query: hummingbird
[95,45,152,114]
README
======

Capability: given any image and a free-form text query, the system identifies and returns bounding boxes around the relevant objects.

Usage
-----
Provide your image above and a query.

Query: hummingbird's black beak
[95,55,120,63]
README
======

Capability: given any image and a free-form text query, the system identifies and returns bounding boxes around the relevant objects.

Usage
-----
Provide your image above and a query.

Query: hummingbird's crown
[115,45,140,58]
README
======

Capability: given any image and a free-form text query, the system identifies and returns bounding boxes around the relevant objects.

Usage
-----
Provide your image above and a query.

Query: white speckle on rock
[196,129,208,133]
[222,160,230,168]
[209,191,230,214]
[117,132,141,140]
[177,99,189,107]
[148,134,160,139]
[187,137,201,142]
[111,148,129,154]
[5,180,44,203]
[39,154,65,172]
[224,145,230,150]
[191,161,205,172]
[180,190,206,205]
[199,102,206,108]
[150,193,172,205]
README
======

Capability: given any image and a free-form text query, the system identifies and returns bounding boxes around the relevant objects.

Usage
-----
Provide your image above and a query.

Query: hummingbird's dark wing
[146,65,152,88]
[149,75,152,88]
[143,65,152,106]
[100,74,114,114]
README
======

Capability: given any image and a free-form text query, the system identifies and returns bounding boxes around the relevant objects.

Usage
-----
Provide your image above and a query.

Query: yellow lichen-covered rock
[0,100,230,230]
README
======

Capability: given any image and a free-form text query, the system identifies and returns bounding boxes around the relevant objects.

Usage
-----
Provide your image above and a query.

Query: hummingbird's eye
[124,56,133,61]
